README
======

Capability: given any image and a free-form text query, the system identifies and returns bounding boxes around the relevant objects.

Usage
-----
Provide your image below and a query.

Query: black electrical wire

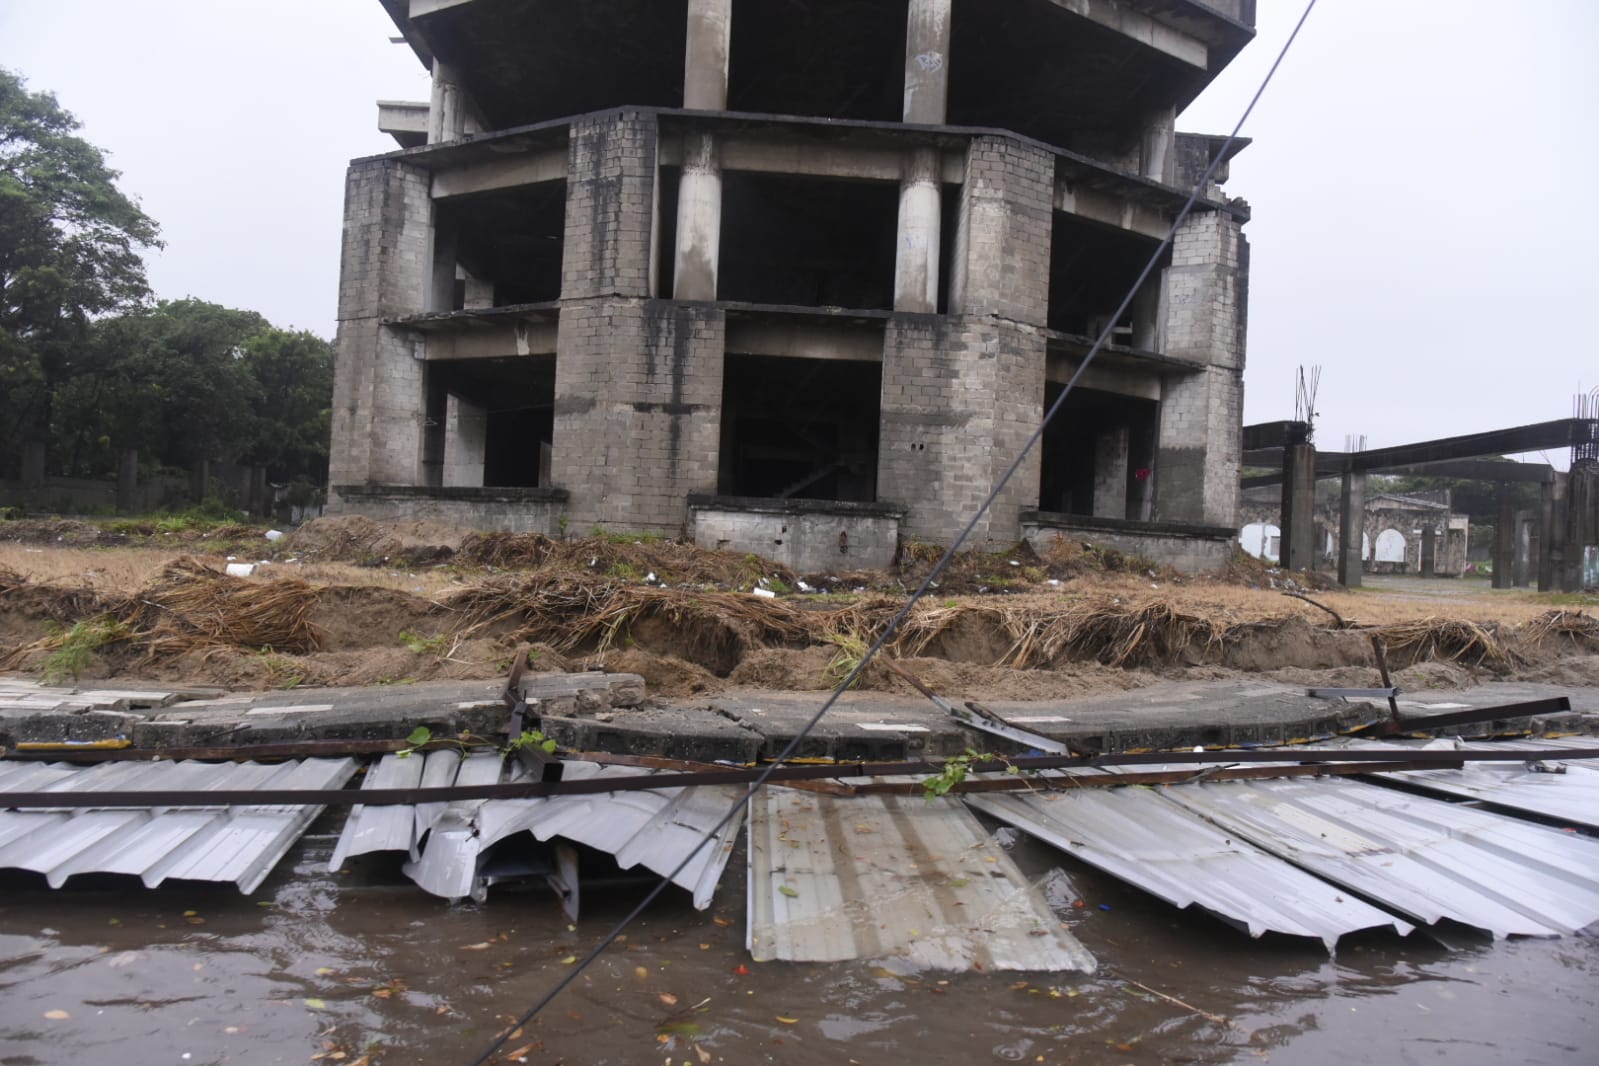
[468,4,1320,1061]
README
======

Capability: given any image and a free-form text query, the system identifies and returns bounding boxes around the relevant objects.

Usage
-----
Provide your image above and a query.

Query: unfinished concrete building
[330,0,1257,570]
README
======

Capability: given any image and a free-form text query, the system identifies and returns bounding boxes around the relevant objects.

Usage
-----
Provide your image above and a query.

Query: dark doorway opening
[718,355,880,502]
[1039,384,1157,519]
[424,358,556,488]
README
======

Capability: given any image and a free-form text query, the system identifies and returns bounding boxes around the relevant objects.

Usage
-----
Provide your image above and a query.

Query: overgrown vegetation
[39,617,132,685]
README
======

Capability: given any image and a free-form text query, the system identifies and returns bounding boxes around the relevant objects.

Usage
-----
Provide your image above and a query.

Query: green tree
[54,299,265,477]
[239,327,335,484]
[0,68,160,473]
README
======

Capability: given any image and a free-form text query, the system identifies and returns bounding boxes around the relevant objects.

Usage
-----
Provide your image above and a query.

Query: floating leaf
[460,942,493,951]
[560,955,577,965]
[314,967,335,976]
[504,1044,536,1062]
[44,1009,70,1020]
[303,998,326,1010]
[777,886,799,898]
[775,1016,798,1025]
[658,993,679,1007]
[711,917,732,927]
[634,966,650,979]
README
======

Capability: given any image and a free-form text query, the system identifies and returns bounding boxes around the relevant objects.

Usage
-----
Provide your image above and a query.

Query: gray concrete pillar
[1513,510,1535,587]
[1129,275,1162,351]
[421,371,447,489]
[115,449,138,513]
[561,111,658,301]
[429,219,458,313]
[551,303,725,534]
[1141,105,1176,185]
[1337,469,1365,588]
[904,0,952,124]
[1093,426,1130,519]
[879,316,1044,545]
[893,148,941,313]
[1420,524,1437,578]
[1567,465,1597,592]
[684,0,732,111]
[1277,442,1316,572]
[428,59,467,144]
[1492,485,1515,589]
[189,458,209,505]
[442,394,488,488]
[1537,479,1556,591]
[462,275,494,309]
[949,136,1053,325]
[328,159,434,489]
[673,132,722,301]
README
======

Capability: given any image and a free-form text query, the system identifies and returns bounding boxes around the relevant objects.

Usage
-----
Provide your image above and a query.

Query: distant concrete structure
[330,0,1259,570]
[1240,487,1469,577]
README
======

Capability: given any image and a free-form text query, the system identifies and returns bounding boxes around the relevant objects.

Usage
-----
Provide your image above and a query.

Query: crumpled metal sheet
[0,757,357,893]
[747,788,1096,972]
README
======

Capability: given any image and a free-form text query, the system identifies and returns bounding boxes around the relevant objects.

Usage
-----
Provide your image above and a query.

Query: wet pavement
[1,821,1594,1066]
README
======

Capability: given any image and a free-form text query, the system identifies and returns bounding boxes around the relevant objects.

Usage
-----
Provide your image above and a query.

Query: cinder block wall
[329,159,433,488]
[553,300,725,533]
[882,135,1050,545]
[1154,210,1248,527]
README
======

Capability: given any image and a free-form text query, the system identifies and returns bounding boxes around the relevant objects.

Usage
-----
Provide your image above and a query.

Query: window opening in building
[727,0,905,121]
[1038,383,1156,519]
[434,182,566,310]
[423,358,555,489]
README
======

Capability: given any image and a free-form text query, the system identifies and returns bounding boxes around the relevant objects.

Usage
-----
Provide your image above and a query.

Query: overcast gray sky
[3,1,1594,467]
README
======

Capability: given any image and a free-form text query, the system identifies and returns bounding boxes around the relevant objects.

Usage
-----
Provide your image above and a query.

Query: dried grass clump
[122,557,322,655]
[996,599,1222,668]
[0,564,23,592]
[1523,609,1599,650]
[1373,617,1518,672]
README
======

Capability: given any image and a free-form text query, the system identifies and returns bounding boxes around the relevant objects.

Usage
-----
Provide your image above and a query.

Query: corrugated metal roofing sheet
[1318,737,1599,830]
[967,785,1413,950]
[746,789,1096,972]
[330,755,744,908]
[0,757,357,893]
[1162,776,1599,938]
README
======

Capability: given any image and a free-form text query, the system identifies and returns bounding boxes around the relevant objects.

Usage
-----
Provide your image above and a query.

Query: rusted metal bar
[1363,696,1574,737]
[1369,635,1402,723]
[850,759,1460,795]
[5,747,1595,809]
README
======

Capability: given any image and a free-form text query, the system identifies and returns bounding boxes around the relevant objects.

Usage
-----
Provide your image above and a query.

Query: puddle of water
[0,831,1594,1065]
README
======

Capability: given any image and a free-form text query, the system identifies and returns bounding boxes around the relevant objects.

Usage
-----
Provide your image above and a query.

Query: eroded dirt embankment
[2,516,1597,699]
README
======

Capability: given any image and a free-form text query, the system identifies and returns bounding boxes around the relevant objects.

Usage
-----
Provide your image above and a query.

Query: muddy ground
[1,515,1596,701]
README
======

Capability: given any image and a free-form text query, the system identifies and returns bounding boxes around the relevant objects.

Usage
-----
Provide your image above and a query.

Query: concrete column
[1337,469,1365,588]
[904,0,952,124]
[115,449,138,513]
[673,132,722,301]
[1566,464,1597,592]
[442,394,488,488]
[189,458,210,504]
[428,59,467,144]
[462,276,494,309]
[1141,105,1177,185]
[1492,485,1514,589]
[1129,275,1162,351]
[328,159,433,489]
[1093,426,1130,519]
[684,0,732,110]
[429,219,458,313]
[1537,479,1556,591]
[1420,524,1437,578]
[949,136,1053,324]
[1277,442,1316,572]
[561,111,658,301]
[421,372,447,489]
[879,316,1043,545]
[551,303,725,534]
[893,148,941,313]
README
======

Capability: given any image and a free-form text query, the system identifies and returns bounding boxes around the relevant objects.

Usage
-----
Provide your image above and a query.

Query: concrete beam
[430,150,568,198]
[1044,0,1209,68]
[409,0,477,18]
[420,320,559,360]
[724,320,885,363]
[1045,354,1160,401]
[1055,179,1171,240]
[660,137,964,184]
[378,100,429,137]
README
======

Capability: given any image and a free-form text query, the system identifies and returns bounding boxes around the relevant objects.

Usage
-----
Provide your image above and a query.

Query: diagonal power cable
[468,2,1320,1060]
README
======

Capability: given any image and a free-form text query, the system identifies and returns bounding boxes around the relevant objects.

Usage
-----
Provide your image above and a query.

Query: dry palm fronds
[1522,609,1599,650]
[1372,617,1517,672]
[992,599,1224,669]
[122,557,322,655]
[0,564,23,592]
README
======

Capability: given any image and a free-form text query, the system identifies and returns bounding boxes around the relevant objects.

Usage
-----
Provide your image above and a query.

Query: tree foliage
[0,67,160,464]
[1,70,336,493]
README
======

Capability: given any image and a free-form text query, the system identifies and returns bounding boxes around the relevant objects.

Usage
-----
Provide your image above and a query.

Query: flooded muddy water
[0,824,1594,1066]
